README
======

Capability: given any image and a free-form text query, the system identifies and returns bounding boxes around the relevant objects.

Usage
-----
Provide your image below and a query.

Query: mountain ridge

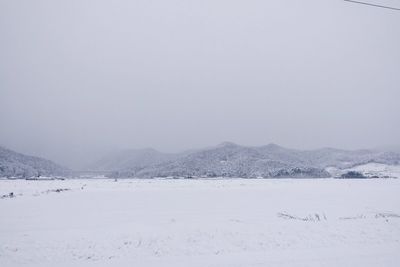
[98,142,400,178]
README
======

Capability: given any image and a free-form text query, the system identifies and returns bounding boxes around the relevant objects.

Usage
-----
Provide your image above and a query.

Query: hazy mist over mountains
[1,1,400,169]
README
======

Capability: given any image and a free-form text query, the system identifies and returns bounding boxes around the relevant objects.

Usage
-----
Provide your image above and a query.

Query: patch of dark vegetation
[45,188,70,194]
[25,177,65,181]
[277,212,327,221]
[339,171,366,179]
[1,192,15,199]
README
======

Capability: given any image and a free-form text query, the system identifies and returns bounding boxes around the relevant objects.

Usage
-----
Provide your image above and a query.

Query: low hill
[0,146,68,178]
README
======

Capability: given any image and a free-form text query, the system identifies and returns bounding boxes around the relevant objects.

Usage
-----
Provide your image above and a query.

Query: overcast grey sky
[1,0,399,168]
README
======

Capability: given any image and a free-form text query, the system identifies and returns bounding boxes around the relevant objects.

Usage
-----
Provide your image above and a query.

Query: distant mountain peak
[259,143,285,151]
[264,143,282,149]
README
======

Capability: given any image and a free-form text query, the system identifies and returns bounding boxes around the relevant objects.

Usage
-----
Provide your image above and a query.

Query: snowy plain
[1,178,399,267]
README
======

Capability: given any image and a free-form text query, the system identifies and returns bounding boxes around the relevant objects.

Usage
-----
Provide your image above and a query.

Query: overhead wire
[344,0,400,11]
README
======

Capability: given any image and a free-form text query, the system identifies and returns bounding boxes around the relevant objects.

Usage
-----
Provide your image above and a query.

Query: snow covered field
[1,178,400,267]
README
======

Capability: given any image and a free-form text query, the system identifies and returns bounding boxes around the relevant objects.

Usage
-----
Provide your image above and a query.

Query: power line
[344,0,400,11]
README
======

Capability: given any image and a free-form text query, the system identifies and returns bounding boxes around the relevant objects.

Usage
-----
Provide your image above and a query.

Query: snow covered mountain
[0,146,67,178]
[106,142,400,178]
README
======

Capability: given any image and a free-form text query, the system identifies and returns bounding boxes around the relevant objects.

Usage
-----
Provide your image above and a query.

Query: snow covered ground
[1,178,399,267]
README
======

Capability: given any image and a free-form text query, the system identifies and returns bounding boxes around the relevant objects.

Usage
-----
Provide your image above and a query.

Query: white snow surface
[1,178,400,267]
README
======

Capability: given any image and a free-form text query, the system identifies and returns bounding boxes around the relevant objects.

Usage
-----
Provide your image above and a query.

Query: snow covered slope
[0,146,67,178]
[107,142,400,178]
